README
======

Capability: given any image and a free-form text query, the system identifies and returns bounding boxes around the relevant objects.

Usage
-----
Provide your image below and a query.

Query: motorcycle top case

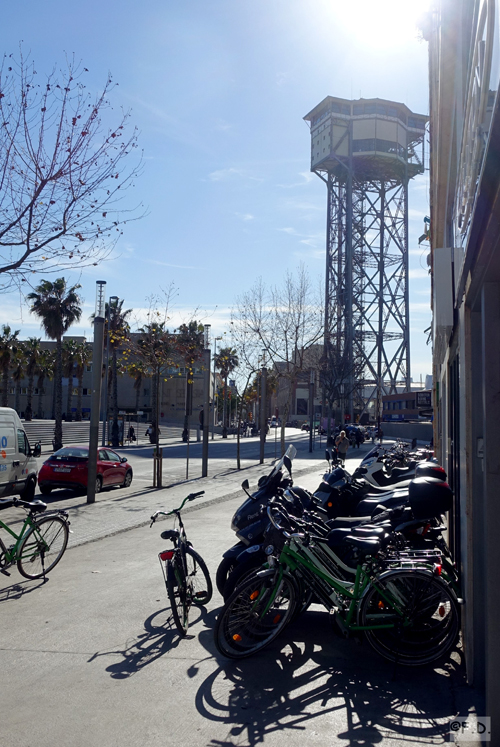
[408,477,453,519]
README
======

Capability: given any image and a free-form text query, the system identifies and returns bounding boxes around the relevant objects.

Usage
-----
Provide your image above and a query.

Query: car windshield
[50,447,88,462]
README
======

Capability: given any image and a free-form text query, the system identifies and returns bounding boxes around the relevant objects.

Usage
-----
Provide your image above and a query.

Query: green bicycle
[150,491,213,636]
[0,497,70,580]
[214,501,460,666]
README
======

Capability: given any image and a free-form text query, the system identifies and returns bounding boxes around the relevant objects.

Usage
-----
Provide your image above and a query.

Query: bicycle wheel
[359,569,460,666]
[17,515,69,579]
[166,557,190,636]
[214,571,297,659]
[185,546,213,606]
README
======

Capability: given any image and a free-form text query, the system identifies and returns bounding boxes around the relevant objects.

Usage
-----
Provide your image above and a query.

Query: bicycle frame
[262,537,412,633]
[0,514,38,567]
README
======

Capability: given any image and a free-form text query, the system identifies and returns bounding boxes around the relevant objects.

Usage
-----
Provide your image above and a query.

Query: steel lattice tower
[304,97,426,422]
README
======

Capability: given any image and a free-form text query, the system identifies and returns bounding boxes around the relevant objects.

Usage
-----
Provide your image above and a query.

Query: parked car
[38,445,133,495]
[0,407,41,500]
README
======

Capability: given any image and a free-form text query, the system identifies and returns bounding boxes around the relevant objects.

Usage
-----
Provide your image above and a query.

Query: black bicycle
[150,491,212,635]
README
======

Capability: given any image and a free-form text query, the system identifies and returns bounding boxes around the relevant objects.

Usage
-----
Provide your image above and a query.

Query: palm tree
[215,347,239,438]
[35,349,55,419]
[11,346,25,414]
[106,299,132,447]
[0,325,20,407]
[62,338,79,421]
[24,338,42,421]
[27,278,82,450]
[74,341,92,421]
[176,321,204,442]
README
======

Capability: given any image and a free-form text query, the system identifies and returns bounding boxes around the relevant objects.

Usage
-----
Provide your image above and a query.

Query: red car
[38,445,133,495]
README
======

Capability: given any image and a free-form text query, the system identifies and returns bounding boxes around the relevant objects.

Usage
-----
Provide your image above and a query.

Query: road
[0,436,483,747]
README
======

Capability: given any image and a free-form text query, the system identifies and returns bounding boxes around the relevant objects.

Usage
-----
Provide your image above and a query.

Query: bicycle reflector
[160,550,175,561]
[433,563,442,576]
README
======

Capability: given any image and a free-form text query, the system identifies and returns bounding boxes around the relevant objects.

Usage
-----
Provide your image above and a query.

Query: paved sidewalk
[1,434,348,549]
[0,436,483,747]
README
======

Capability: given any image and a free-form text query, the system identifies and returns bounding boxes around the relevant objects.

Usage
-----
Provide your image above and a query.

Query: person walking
[355,428,364,449]
[378,426,384,444]
[335,430,349,466]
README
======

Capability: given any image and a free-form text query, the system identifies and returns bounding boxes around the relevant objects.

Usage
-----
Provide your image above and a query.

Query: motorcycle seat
[345,536,381,555]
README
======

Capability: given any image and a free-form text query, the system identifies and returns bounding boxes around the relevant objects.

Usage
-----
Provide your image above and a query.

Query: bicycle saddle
[161,529,180,541]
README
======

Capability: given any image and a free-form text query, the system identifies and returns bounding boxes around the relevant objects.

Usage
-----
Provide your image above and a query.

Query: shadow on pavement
[87,606,210,679]
[194,609,479,747]
[0,576,47,602]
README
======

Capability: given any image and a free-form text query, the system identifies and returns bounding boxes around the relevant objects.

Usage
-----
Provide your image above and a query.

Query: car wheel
[122,470,133,488]
[39,485,52,496]
[95,475,103,493]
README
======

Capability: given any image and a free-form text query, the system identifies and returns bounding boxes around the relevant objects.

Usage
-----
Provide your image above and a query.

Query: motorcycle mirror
[283,455,292,475]
[241,479,249,490]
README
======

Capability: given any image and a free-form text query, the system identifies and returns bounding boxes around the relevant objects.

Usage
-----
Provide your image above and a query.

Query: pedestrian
[127,425,136,442]
[355,428,364,449]
[378,426,384,443]
[335,430,349,466]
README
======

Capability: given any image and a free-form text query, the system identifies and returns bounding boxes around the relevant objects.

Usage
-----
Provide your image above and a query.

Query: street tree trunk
[76,372,83,421]
[37,378,45,419]
[66,375,73,422]
[54,335,63,451]
[111,348,120,447]
[1,368,8,407]
[25,371,35,421]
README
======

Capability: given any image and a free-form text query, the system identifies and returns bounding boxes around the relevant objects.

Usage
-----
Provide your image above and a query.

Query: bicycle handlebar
[150,490,205,525]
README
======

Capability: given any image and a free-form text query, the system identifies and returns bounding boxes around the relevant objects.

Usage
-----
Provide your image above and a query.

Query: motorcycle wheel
[216,556,237,596]
[224,555,266,600]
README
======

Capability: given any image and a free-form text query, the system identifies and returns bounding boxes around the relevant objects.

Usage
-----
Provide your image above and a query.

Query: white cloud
[235,213,254,221]
[278,227,297,235]
[277,172,315,189]
[409,268,430,279]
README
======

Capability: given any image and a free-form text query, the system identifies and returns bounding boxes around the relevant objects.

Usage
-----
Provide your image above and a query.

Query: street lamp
[88,281,106,505]
[202,324,211,476]
[212,336,222,440]
[309,369,315,453]
[102,295,119,446]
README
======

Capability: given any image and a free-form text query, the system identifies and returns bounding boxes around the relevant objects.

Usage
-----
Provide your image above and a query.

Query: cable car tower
[304,97,427,421]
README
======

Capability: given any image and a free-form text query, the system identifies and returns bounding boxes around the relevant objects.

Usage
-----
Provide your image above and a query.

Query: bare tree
[0,50,142,290]
[233,265,323,455]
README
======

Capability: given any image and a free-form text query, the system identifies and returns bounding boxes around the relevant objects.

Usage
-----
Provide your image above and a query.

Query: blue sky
[1,0,432,380]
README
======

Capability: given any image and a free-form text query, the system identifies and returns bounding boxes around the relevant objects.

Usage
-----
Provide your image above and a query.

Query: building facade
[427,0,500,721]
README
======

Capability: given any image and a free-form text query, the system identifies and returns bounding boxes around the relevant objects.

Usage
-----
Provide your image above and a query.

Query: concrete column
[481,283,500,725]
[464,306,485,688]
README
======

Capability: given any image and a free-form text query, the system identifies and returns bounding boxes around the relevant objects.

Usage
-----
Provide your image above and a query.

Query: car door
[105,449,125,485]
[97,449,115,486]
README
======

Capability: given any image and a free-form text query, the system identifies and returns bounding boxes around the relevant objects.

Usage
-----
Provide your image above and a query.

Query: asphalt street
[1,434,483,747]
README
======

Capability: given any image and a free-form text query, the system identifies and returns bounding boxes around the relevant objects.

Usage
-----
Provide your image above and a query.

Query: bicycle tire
[17,515,69,579]
[359,569,460,666]
[0,536,7,570]
[166,557,190,636]
[185,546,212,606]
[214,570,297,659]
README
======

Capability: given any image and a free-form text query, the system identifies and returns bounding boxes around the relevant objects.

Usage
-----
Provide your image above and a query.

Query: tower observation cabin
[304,96,427,422]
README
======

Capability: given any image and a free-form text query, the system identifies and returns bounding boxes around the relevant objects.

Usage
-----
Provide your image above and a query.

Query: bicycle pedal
[1,568,11,576]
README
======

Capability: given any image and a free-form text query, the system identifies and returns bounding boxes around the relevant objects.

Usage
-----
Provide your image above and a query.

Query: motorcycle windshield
[361,445,379,463]
[262,444,297,484]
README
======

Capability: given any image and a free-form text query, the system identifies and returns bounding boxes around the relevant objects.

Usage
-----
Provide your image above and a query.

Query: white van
[0,408,41,501]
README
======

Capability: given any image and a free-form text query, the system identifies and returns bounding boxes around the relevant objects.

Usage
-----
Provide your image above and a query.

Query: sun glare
[333,0,430,49]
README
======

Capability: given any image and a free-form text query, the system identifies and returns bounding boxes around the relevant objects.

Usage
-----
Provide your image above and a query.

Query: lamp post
[87,281,106,505]
[309,369,315,453]
[212,336,222,440]
[202,325,211,477]
[259,349,267,464]
[102,295,118,446]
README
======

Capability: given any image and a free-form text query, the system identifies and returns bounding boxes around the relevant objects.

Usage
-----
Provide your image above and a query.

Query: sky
[0,0,432,381]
